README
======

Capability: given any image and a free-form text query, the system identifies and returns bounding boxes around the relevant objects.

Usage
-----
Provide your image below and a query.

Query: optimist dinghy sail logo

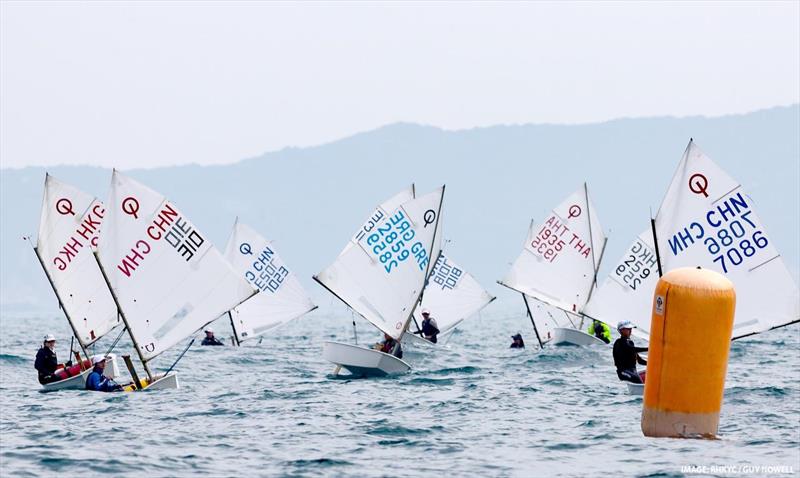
[567,204,582,219]
[655,295,665,316]
[56,198,76,216]
[689,173,709,198]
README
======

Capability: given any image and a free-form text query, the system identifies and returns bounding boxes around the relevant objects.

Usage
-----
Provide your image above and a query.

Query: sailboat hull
[552,327,608,346]
[122,371,179,392]
[322,341,411,377]
[40,354,121,392]
[627,382,645,396]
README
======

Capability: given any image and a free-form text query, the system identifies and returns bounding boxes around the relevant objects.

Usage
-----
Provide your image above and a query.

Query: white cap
[421,309,430,315]
[43,334,56,342]
[91,355,107,365]
[204,327,214,334]
[617,320,636,331]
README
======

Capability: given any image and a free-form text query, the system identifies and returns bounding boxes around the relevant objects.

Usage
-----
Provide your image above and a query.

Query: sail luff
[402,185,446,333]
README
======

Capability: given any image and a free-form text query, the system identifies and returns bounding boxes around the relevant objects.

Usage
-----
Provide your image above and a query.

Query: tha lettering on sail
[117,203,206,278]
[245,246,289,293]
[52,203,105,271]
[529,215,592,263]
[666,192,769,273]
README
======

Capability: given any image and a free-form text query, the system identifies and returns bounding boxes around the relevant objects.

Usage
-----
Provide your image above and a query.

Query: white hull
[627,382,645,396]
[322,341,411,377]
[144,371,179,391]
[552,327,608,346]
[40,354,121,392]
[401,332,435,348]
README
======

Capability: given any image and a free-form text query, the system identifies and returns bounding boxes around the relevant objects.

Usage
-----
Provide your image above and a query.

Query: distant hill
[2,105,798,316]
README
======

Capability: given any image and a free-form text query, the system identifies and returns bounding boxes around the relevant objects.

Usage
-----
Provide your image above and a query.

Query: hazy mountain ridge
[2,105,798,316]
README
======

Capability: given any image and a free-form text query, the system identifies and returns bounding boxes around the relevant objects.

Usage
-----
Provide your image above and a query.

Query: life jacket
[587,321,611,342]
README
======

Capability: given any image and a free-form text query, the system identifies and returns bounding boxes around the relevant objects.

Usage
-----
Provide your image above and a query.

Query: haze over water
[1,310,797,477]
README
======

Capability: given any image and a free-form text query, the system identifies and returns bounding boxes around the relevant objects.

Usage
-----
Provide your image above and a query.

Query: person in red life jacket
[412,309,440,343]
[85,355,123,392]
[374,333,403,359]
[34,334,70,384]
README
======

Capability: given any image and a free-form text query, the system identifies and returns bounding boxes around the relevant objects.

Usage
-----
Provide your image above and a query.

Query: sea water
[1,310,798,477]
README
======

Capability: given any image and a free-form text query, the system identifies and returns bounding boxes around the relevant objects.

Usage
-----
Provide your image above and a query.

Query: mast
[93,251,154,381]
[400,186,445,336]
[521,293,544,349]
[650,217,664,278]
[28,240,90,361]
[228,311,242,346]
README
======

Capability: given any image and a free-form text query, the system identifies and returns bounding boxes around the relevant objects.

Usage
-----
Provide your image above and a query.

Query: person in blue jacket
[85,355,123,392]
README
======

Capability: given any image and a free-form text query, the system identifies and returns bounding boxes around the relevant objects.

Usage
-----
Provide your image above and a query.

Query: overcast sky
[1,1,798,169]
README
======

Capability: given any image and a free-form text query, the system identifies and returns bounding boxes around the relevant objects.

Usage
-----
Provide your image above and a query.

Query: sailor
[613,320,648,384]
[510,333,525,348]
[201,327,224,346]
[34,334,65,384]
[375,333,403,359]
[85,355,123,392]
[587,319,611,344]
[413,309,440,343]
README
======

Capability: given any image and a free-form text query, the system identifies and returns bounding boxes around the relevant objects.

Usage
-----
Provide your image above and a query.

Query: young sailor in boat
[412,309,440,343]
[613,321,648,384]
[85,355,123,392]
[34,334,68,384]
[587,319,611,344]
[201,327,224,346]
[374,333,403,359]
[510,333,525,348]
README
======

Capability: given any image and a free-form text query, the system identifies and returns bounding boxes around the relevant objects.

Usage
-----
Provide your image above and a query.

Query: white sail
[96,171,256,362]
[339,185,415,256]
[315,186,445,340]
[223,220,316,342]
[653,140,799,338]
[412,253,495,335]
[582,231,660,340]
[501,184,605,313]
[35,174,119,347]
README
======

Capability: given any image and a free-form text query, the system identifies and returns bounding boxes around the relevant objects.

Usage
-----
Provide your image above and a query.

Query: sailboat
[30,174,123,391]
[315,185,445,377]
[402,252,496,347]
[586,140,799,394]
[498,184,608,348]
[222,219,317,344]
[94,170,256,390]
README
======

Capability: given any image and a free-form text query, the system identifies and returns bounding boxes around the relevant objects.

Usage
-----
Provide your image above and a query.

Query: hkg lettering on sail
[666,192,770,273]
[52,203,105,271]
[117,203,206,278]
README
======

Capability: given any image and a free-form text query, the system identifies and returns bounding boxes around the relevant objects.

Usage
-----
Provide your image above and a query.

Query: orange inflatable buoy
[641,267,736,438]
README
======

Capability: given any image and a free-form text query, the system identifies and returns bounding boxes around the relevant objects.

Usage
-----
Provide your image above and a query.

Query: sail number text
[365,210,429,274]
[613,239,657,290]
[667,192,769,273]
[243,245,289,293]
[529,215,593,263]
